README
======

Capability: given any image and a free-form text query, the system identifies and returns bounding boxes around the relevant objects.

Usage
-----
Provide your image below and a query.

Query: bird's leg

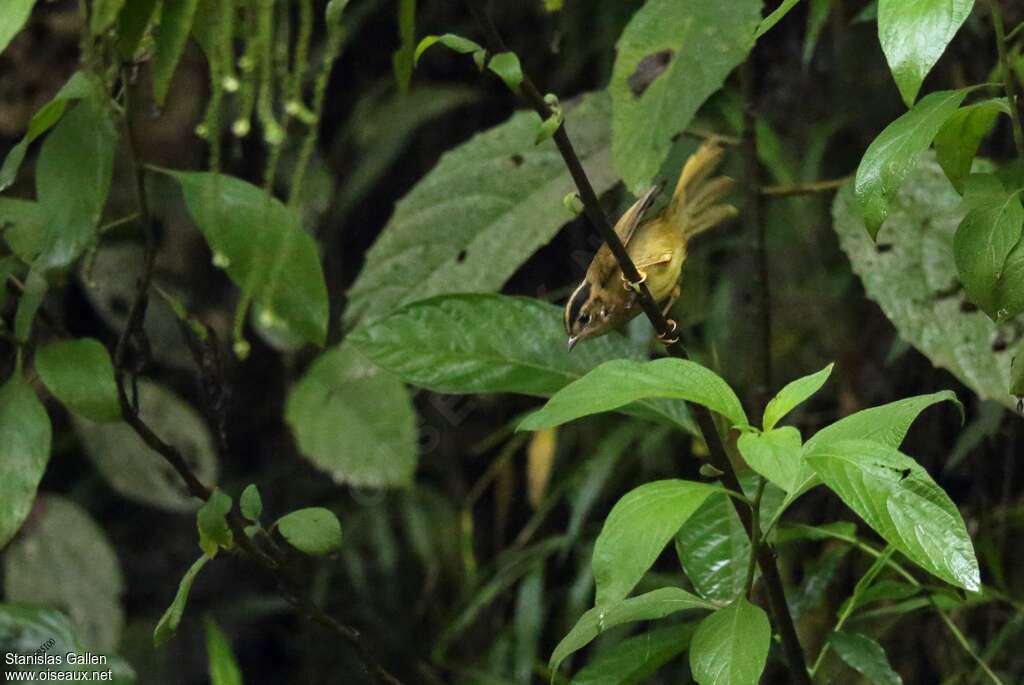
[661,284,681,317]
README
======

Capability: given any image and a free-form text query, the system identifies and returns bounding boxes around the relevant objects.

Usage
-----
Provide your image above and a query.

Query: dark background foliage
[1,0,1022,683]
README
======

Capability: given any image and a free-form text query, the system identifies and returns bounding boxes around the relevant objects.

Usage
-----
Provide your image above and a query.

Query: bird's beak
[567,335,580,352]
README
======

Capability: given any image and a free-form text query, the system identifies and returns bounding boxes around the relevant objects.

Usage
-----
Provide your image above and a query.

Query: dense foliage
[1,0,1023,683]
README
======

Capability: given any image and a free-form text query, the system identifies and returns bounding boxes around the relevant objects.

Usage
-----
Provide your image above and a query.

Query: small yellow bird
[564,142,737,350]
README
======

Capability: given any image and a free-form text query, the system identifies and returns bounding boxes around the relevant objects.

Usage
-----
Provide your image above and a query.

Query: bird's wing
[588,185,661,286]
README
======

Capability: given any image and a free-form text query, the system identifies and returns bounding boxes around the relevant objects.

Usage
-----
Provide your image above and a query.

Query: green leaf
[593,480,715,606]
[0,71,101,192]
[391,0,416,93]
[762,362,833,430]
[154,555,209,647]
[276,507,343,555]
[3,495,125,651]
[569,623,695,685]
[877,0,974,107]
[807,391,962,452]
[854,89,971,239]
[350,294,695,433]
[514,567,544,683]
[0,377,51,548]
[413,33,482,64]
[74,379,219,511]
[205,618,243,685]
[805,439,980,591]
[689,598,771,685]
[675,490,749,602]
[91,0,127,34]
[34,338,120,422]
[802,0,831,66]
[152,0,200,105]
[834,162,1024,409]
[0,604,81,666]
[610,0,761,191]
[934,100,1009,193]
[240,484,262,522]
[755,0,802,39]
[829,631,903,685]
[738,426,802,492]
[14,268,46,342]
[197,489,233,558]
[343,91,616,326]
[163,170,328,345]
[488,52,523,93]
[0,0,35,56]
[952,174,1024,319]
[550,587,713,676]
[33,97,117,270]
[286,341,417,487]
[116,0,159,59]
[519,358,747,432]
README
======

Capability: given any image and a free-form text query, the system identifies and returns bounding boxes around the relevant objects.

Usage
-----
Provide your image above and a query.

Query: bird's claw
[621,269,647,293]
[658,319,680,345]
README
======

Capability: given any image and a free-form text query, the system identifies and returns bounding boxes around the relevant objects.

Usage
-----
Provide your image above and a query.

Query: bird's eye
[579,313,591,325]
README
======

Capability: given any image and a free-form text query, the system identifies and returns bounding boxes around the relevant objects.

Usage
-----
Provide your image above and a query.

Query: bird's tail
[667,141,738,240]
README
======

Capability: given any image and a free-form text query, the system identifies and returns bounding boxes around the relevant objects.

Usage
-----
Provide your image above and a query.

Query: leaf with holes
[343,92,617,326]
[806,439,980,591]
[610,0,761,192]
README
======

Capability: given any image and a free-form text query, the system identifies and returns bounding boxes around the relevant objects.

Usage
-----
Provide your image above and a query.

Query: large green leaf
[762,363,833,430]
[830,631,903,685]
[834,158,1024,408]
[34,338,120,422]
[73,379,218,511]
[343,91,616,326]
[877,0,974,107]
[592,480,716,606]
[286,341,417,488]
[674,491,749,602]
[854,89,970,238]
[952,174,1024,320]
[689,598,770,685]
[3,495,124,651]
[151,0,199,105]
[550,588,714,677]
[350,294,695,433]
[519,358,746,432]
[609,0,760,192]
[738,426,802,492]
[33,97,117,270]
[569,623,695,685]
[0,0,35,55]
[0,378,51,547]
[934,100,1010,193]
[164,170,328,345]
[805,439,980,591]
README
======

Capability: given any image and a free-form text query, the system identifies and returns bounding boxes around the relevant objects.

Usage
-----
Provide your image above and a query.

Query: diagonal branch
[114,76,403,685]
[466,5,812,683]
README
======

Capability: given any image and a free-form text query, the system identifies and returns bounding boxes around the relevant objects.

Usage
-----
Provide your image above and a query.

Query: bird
[564,141,737,351]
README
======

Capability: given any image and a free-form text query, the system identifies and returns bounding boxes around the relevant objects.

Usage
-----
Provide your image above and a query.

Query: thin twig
[113,71,403,685]
[991,0,1024,159]
[744,476,767,598]
[760,176,850,197]
[465,5,812,683]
